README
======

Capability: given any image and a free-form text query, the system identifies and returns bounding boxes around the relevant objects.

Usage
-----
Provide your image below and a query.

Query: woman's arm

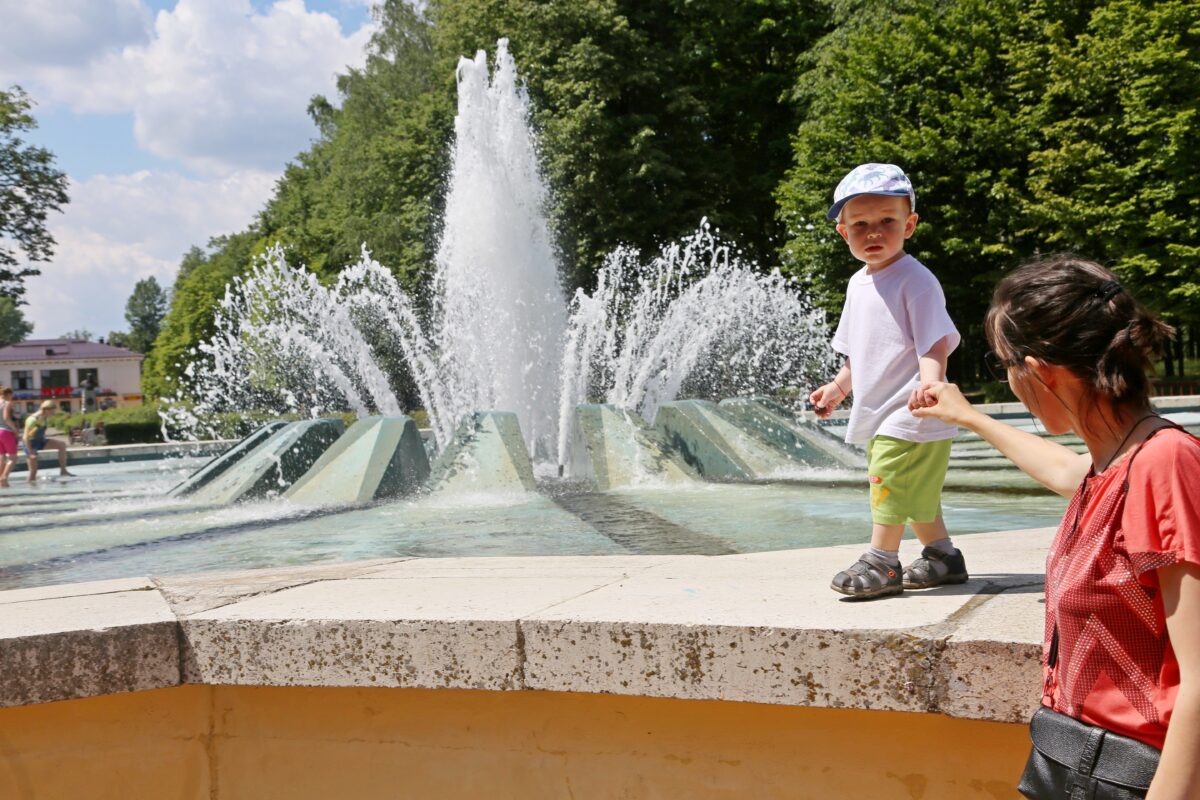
[1147,561,1200,799]
[909,381,1089,497]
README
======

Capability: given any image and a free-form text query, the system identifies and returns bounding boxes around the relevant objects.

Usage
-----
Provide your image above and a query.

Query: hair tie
[1096,280,1123,301]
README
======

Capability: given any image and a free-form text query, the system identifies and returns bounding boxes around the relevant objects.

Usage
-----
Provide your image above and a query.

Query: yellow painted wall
[0,686,1029,799]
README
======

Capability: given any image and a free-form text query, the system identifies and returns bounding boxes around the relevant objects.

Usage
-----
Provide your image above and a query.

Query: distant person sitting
[24,400,75,481]
[0,387,18,487]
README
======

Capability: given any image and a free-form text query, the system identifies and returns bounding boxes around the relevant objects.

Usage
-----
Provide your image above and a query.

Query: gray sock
[868,546,900,566]
[926,537,957,555]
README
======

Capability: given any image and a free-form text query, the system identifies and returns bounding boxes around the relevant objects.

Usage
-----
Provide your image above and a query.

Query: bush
[47,403,172,444]
[103,422,165,445]
[53,403,434,444]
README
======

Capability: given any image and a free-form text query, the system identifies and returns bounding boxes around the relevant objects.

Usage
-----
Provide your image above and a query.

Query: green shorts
[866,435,952,525]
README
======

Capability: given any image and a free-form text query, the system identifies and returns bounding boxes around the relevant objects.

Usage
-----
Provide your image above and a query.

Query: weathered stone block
[571,403,698,489]
[0,586,180,707]
[428,411,536,493]
[186,418,344,504]
[286,416,430,505]
[169,420,288,498]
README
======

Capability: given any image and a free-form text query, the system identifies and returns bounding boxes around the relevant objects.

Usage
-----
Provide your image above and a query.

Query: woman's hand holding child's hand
[908,381,974,426]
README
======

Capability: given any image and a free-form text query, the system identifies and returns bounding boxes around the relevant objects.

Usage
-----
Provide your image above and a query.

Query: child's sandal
[830,552,903,599]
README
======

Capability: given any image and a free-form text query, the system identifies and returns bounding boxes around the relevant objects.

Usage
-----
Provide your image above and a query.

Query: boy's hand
[907,384,931,411]
[809,382,847,419]
[908,381,973,426]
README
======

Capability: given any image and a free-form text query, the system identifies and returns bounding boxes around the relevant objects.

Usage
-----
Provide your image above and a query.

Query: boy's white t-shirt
[831,253,960,445]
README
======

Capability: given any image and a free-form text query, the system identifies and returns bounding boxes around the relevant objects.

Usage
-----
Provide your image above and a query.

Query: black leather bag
[1017,707,1160,799]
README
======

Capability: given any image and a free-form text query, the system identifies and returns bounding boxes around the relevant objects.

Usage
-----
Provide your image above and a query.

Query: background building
[0,339,144,415]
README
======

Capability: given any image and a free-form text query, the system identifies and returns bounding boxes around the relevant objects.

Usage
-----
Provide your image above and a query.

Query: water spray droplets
[163,43,836,472]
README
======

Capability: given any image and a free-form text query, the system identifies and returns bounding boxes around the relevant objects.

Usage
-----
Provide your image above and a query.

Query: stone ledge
[0,583,180,707]
[0,528,1053,722]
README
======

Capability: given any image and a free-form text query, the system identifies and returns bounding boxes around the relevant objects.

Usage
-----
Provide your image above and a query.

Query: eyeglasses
[985,351,1020,382]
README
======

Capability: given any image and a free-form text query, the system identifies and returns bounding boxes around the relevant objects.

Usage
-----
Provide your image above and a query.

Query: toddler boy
[808,163,966,599]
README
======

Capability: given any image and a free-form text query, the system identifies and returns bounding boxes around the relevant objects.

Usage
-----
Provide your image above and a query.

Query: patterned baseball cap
[826,163,916,221]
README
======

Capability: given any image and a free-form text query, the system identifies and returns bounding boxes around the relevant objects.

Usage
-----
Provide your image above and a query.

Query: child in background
[23,399,74,482]
[0,388,17,487]
[808,163,965,599]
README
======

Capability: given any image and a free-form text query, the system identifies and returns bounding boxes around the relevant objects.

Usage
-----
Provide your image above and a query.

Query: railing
[1153,379,1200,397]
[9,387,120,400]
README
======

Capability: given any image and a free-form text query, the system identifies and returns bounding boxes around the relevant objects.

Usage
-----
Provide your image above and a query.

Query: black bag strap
[1077,724,1106,775]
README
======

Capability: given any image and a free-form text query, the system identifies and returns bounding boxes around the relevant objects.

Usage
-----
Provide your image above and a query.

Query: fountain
[0,39,1094,594]
[161,38,836,489]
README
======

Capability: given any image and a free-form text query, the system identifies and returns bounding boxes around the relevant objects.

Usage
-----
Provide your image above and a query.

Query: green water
[0,455,1068,591]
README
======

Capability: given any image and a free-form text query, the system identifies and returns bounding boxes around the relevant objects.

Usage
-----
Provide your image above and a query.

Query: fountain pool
[8,42,1188,596]
[0,448,1075,592]
[7,405,1196,591]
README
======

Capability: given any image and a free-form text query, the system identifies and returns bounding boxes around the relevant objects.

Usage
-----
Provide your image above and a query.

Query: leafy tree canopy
[105,330,134,351]
[0,295,33,346]
[1009,0,1200,323]
[775,0,1199,379]
[257,0,450,292]
[142,232,263,399]
[0,86,69,300]
[428,0,830,285]
[123,276,169,354]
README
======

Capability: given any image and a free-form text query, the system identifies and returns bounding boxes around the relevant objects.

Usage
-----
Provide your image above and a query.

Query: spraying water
[166,40,565,455]
[555,221,834,469]
[164,41,834,473]
[432,39,568,458]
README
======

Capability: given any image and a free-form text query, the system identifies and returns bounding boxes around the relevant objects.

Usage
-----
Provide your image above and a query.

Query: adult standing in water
[23,399,74,482]
[909,254,1199,798]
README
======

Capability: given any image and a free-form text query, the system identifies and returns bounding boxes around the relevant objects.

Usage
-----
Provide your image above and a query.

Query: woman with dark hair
[909,255,1199,798]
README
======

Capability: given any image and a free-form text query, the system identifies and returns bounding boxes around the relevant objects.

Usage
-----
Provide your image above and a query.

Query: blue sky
[1,0,378,337]
[25,0,371,180]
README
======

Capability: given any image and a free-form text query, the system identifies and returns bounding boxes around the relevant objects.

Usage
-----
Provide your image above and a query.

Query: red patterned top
[1042,426,1200,750]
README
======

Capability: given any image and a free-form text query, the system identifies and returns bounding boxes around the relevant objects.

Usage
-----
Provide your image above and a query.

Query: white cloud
[23,169,277,337]
[3,0,373,175]
[2,1,378,337]
[0,0,151,71]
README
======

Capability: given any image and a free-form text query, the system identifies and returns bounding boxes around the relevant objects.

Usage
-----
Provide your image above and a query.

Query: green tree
[0,296,33,346]
[123,276,169,354]
[105,330,133,350]
[430,0,829,287]
[775,0,1200,381]
[60,328,93,341]
[1008,0,1200,372]
[257,0,450,292]
[0,86,70,300]
[176,245,207,285]
[775,0,1033,381]
[142,232,262,399]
